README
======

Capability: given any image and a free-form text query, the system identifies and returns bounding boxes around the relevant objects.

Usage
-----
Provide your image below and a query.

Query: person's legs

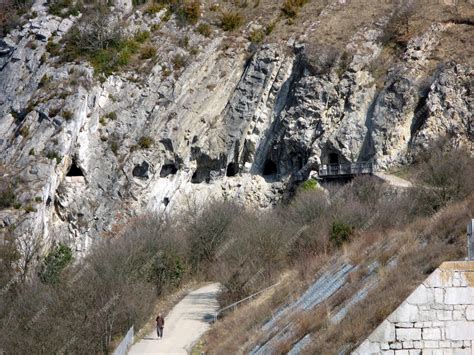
[157,326,161,339]
[160,327,164,338]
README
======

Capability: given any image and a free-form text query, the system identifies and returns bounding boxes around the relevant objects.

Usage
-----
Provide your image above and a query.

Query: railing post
[468,220,474,261]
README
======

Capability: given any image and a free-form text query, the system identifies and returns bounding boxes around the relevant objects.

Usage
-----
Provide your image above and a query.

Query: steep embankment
[0,0,472,276]
[198,194,474,354]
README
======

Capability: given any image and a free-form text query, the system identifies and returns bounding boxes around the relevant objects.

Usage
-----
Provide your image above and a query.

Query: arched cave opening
[263,160,277,176]
[67,161,84,177]
[226,162,238,177]
[132,161,149,178]
[160,164,178,178]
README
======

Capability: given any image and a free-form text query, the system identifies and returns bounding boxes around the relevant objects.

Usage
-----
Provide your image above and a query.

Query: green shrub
[249,28,265,44]
[38,244,73,284]
[110,140,119,155]
[46,151,62,164]
[134,30,150,43]
[19,125,29,137]
[219,10,243,31]
[330,220,353,248]
[62,13,141,76]
[151,23,161,32]
[196,23,211,37]
[48,107,60,118]
[46,40,61,56]
[62,110,73,120]
[148,252,186,293]
[161,8,173,22]
[162,66,172,77]
[106,111,117,120]
[0,186,16,209]
[144,2,165,15]
[179,35,189,48]
[178,0,201,24]
[48,0,80,17]
[172,54,186,70]
[265,20,276,35]
[138,136,154,149]
[140,45,157,59]
[299,179,318,191]
[24,204,37,213]
[39,74,51,88]
[29,148,35,156]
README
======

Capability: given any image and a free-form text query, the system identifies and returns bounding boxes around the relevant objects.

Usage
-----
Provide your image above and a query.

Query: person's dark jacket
[156,316,164,328]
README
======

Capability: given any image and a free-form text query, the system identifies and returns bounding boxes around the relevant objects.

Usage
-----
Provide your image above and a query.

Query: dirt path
[374,171,413,188]
[128,283,220,355]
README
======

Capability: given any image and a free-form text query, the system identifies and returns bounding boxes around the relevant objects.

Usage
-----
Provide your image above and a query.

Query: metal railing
[213,282,280,322]
[318,161,374,177]
[112,325,133,355]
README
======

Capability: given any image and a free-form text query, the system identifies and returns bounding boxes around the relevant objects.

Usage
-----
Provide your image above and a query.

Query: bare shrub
[184,200,237,275]
[281,0,308,18]
[64,9,123,55]
[303,44,340,75]
[0,0,32,37]
[412,138,474,214]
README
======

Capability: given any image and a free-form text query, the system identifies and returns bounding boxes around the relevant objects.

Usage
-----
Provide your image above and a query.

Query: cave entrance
[263,160,277,176]
[67,161,83,177]
[160,164,178,178]
[226,162,238,177]
[191,168,210,184]
[329,153,339,165]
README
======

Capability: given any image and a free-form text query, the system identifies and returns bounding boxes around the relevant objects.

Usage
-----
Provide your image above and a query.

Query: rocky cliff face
[0,0,472,263]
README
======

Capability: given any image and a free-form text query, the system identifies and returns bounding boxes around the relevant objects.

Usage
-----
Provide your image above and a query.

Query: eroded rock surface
[0,3,472,261]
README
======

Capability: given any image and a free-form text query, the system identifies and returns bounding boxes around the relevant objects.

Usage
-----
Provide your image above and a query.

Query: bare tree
[67,8,123,54]
[16,231,43,282]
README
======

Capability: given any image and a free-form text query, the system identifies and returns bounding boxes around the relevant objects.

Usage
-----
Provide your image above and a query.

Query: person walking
[156,313,165,339]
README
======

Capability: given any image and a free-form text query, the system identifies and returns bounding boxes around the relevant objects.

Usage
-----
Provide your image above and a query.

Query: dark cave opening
[67,161,84,177]
[411,94,429,135]
[263,160,277,176]
[191,168,210,184]
[132,161,149,178]
[160,164,178,178]
[226,162,238,177]
[329,153,339,165]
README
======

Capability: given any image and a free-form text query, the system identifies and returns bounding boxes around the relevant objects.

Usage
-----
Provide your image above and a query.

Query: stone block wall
[353,261,474,354]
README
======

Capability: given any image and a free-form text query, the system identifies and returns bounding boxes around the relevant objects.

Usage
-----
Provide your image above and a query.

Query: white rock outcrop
[0,4,472,260]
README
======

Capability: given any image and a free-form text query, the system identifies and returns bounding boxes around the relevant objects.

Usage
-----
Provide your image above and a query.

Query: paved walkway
[128,283,220,354]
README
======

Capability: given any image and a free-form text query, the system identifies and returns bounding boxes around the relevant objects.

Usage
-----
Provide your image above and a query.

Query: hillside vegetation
[198,141,474,353]
[0,0,473,353]
[1,140,473,353]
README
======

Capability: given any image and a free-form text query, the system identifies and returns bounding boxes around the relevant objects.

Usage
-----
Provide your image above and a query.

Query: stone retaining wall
[353,261,474,355]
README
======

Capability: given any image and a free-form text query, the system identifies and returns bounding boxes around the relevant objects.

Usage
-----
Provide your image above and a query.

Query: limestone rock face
[0,4,472,258]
